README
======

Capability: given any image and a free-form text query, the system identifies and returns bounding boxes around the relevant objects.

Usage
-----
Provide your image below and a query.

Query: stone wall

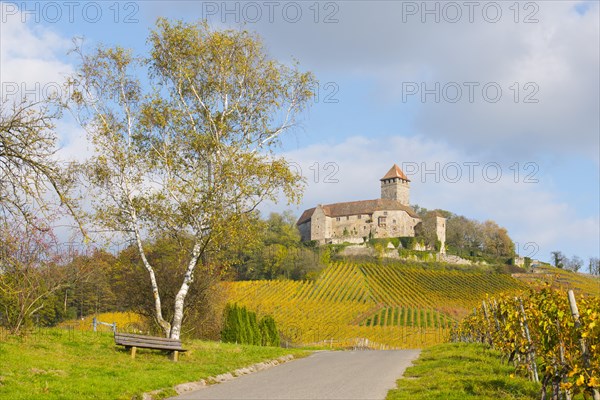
[310,205,330,242]
[328,213,372,240]
[370,210,419,238]
[298,221,311,242]
[436,216,447,254]
[381,178,410,205]
[305,209,420,244]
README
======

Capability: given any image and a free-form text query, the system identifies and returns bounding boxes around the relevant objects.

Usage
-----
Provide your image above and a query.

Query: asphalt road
[170,349,421,400]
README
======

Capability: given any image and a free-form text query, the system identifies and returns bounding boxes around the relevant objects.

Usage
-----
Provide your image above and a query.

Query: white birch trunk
[130,210,171,337]
[169,241,202,340]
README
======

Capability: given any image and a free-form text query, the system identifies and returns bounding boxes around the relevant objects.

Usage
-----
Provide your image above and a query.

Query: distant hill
[225,262,527,349]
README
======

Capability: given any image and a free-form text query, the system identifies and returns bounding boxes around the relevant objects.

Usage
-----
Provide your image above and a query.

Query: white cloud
[118,1,600,159]
[0,3,89,162]
[252,1,599,160]
[1,3,73,91]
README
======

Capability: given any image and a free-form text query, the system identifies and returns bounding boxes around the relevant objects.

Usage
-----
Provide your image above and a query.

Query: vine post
[555,318,572,400]
[567,290,600,400]
[517,297,539,383]
[482,300,493,346]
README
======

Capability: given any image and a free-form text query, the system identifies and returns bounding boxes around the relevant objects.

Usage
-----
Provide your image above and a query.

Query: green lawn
[0,328,307,399]
[387,342,540,400]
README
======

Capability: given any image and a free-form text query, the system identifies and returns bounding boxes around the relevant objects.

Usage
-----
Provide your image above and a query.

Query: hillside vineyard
[225,262,525,349]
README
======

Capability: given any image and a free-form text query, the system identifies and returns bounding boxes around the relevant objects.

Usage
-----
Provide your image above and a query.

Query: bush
[399,237,416,250]
[398,249,435,261]
[369,238,389,248]
[389,237,400,248]
[221,303,279,346]
[259,315,280,347]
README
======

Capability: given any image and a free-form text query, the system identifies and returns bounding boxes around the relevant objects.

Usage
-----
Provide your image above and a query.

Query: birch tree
[66,19,315,339]
[0,99,79,228]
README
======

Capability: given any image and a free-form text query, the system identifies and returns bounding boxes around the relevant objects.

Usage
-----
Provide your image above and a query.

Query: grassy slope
[387,343,539,400]
[0,328,307,400]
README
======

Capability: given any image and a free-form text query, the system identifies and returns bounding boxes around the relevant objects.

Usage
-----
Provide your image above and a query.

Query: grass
[386,342,540,400]
[0,327,308,400]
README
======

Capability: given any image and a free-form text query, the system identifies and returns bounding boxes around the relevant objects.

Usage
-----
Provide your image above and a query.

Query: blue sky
[1,1,598,264]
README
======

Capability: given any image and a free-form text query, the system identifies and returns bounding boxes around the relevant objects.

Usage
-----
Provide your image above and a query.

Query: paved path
[170,349,420,400]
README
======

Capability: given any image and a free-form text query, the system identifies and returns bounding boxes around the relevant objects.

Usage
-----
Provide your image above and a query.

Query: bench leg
[171,350,179,362]
[131,346,137,359]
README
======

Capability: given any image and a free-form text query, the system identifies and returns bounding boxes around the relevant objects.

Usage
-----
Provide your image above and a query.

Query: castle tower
[380,164,410,205]
[436,216,447,254]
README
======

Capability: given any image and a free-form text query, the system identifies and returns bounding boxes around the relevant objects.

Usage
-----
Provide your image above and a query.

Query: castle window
[393,219,396,224]
[336,217,340,221]
[383,211,388,216]
[358,215,362,219]
[378,217,386,227]
[346,216,350,220]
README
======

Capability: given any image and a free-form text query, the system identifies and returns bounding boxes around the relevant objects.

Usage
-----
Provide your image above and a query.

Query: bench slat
[114,333,187,352]
[115,332,181,343]
[115,336,182,346]
[116,342,184,350]
[116,339,184,348]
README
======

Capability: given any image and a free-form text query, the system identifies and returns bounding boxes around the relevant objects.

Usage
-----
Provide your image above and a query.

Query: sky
[0,0,598,264]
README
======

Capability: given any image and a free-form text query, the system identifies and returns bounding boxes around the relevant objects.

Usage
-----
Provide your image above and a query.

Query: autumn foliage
[454,286,599,399]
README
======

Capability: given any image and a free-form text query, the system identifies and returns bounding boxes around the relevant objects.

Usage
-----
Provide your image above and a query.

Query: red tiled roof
[380,164,410,182]
[296,199,419,225]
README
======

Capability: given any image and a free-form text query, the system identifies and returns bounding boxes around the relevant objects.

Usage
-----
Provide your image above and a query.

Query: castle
[297,164,446,252]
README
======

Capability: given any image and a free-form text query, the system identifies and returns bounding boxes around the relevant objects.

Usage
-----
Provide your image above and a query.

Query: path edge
[142,353,301,400]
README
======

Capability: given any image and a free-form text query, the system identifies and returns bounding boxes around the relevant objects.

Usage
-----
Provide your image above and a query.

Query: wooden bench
[114,332,187,361]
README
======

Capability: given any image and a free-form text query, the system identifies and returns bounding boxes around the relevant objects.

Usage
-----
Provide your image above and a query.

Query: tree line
[551,251,599,275]
[0,209,326,335]
[413,206,515,260]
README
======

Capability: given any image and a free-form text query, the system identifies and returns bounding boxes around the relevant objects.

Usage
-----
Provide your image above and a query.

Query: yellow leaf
[561,382,573,390]
[577,375,585,386]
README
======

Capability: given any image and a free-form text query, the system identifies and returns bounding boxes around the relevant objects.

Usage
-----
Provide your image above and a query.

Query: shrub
[399,237,416,250]
[221,303,279,346]
[259,315,280,347]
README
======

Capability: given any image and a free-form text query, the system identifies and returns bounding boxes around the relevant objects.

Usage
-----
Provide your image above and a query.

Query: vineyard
[512,265,600,297]
[454,286,600,399]
[225,262,527,349]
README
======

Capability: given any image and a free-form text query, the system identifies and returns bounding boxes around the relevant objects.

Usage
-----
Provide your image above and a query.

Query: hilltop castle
[297,164,446,252]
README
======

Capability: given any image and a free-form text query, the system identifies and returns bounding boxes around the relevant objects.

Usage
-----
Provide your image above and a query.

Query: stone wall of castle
[297,221,311,242]
[436,216,447,254]
[310,206,330,242]
[381,179,410,205]
[370,210,420,238]
[300,209,420,244]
